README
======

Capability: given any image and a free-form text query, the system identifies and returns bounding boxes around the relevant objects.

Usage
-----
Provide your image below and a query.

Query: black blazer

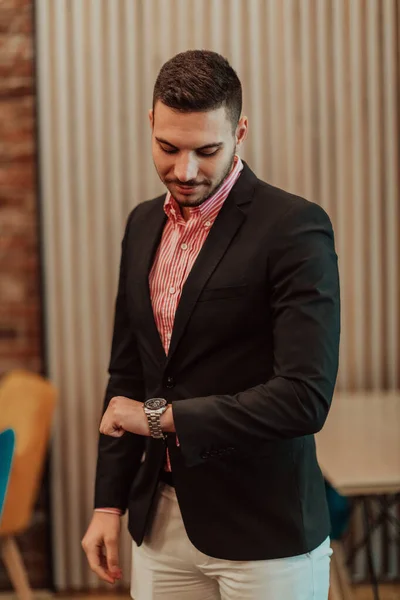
[95,163,340,560]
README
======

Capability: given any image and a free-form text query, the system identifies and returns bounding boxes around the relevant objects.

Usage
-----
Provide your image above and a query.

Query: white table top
[316,391,400,496]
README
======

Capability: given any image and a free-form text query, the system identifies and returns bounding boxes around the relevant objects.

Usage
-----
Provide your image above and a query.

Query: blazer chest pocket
[198,284,249,302]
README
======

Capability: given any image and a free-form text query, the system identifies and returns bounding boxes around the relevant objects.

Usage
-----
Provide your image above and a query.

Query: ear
[148,109,154,129]
[235,116,248,148]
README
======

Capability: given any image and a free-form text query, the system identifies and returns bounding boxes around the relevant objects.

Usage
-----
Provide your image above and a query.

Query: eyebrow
[155,137,223,151]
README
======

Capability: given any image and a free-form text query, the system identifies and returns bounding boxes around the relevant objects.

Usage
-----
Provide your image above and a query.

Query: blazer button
[166,376,175,389]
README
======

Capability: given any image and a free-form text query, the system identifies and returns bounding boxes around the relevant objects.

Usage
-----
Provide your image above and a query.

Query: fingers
[100,425,125,438]
[99,414,125,437]
[100,423,125,437]
[105,535,122,580]
[82,513,123,584]
[83,541,117,584]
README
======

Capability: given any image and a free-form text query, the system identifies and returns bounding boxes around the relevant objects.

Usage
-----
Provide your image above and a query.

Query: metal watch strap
[146,412,165,439]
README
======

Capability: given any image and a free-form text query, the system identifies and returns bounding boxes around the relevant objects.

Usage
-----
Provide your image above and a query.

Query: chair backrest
[0,428,16,522]
[0,370,56,536]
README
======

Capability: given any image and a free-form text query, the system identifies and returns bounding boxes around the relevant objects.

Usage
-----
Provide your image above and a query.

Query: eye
[197,148,220,157]
[160,146,178,154]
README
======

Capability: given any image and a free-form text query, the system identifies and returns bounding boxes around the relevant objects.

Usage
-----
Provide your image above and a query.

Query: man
[82,50,340,600]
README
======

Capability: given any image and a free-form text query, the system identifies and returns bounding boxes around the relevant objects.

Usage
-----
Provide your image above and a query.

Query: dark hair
[153,50,242,130]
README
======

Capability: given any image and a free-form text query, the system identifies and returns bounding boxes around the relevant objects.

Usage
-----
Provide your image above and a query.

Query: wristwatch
[143,397,168,439]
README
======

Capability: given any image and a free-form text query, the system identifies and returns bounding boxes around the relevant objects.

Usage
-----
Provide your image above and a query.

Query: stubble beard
[162,148,236,209]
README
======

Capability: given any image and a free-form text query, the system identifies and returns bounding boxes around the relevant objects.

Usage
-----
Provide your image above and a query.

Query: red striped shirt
[149,155,243,354]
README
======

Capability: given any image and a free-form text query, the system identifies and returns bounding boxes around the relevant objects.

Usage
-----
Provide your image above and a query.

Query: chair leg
[331,540,354,600]
[1,535,34,600]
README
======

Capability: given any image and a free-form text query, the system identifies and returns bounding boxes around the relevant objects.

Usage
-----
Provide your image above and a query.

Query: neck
[181,206,191,221]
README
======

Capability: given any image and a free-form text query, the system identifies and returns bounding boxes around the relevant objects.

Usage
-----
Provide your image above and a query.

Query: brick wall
[0,0,51,590]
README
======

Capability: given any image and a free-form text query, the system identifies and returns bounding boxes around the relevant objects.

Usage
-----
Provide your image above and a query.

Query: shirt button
[169,287,175,294]
[181,243,188,250]
[166,332,172,340]
[205,221,211,228]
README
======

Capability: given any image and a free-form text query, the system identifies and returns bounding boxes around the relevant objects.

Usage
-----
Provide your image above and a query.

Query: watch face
[145,397,167,410]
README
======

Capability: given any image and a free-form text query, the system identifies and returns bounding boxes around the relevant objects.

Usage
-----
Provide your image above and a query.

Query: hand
[99,396,150,438]
[82,512,122,584]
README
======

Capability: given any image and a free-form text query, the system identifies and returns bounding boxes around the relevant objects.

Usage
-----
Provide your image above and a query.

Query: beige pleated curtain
[35,0,400,590]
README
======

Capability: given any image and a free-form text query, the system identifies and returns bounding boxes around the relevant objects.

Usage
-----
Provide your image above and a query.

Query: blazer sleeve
[172,200,340,468]
[94,209,146,512]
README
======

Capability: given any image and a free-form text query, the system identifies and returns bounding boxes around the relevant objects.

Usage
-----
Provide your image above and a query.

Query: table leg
[362,498,380,600]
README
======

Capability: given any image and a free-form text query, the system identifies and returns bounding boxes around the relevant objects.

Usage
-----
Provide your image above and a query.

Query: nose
[174,153,198,183]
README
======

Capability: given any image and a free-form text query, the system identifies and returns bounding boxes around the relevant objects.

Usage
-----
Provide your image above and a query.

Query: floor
[1,585,400,599]
[61,585,400,599]
[2,584,400,599]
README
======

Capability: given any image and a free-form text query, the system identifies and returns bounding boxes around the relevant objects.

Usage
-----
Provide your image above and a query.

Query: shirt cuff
[95,507,122,516]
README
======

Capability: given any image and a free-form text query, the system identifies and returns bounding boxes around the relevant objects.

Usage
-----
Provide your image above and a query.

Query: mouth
[174,184,201,195]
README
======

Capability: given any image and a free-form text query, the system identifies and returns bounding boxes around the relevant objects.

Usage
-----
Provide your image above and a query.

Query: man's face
[150,101,247,209]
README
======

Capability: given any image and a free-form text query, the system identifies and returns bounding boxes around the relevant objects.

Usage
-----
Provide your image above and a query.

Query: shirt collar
[164,155,244,226]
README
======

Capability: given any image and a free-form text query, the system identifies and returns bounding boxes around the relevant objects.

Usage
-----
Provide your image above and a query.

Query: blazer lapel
[166,163,257,365]
[133,197,168,364]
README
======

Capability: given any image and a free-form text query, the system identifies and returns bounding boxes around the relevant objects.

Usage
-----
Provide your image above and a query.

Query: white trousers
[131,483,333,600]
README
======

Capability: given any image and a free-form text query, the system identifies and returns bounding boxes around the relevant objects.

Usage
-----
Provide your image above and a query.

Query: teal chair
[0,429,15,522]
[325,479,351,540]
